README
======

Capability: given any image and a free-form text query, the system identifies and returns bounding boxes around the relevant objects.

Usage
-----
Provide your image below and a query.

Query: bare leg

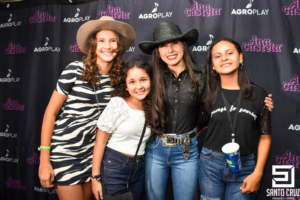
[55,184,84,200]
[82,182,92,200]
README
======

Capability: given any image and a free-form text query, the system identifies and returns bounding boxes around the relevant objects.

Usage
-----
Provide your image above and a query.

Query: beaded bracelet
[90,174,101,181]
[38,146,51,151]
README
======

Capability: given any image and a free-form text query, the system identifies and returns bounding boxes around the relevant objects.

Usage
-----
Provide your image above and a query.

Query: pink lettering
[26,152,40,164]
[282,0,300,15]
[29,11,57,24]
[275,150,300,168]
[2,98,25,111]
[68,42,82,53]
[5,43,26,54]
[184,1,222,17]
[282,75,300,92]
[99,5,130,19]
[5,177,26,190]
[242,35,283,52]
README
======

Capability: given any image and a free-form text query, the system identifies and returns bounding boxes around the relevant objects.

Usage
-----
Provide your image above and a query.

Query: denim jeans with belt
[199,147,256,200]
[101,147,145,200]
[145,128,199,200]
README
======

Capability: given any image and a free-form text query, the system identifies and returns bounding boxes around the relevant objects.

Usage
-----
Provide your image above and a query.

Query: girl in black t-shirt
[198,37,272,200]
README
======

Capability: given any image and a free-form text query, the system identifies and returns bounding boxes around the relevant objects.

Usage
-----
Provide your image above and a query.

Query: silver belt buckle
[162,134,181,147]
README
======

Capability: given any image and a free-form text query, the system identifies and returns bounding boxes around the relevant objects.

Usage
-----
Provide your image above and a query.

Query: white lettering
[293,48,299,54]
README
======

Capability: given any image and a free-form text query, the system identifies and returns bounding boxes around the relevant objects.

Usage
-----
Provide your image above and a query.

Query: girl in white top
[91,59,152,200]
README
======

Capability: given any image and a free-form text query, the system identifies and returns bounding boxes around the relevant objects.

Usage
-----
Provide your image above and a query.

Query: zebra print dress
[50,61,113,185]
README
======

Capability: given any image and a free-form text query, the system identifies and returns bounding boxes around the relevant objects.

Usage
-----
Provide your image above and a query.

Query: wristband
[38,146,51,151]
[90,174,101,181]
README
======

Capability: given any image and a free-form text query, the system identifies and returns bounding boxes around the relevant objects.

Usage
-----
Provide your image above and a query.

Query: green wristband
[38,146,51,151]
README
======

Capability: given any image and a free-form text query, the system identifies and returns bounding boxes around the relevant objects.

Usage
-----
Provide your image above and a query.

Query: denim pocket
[146,136,160,148]
[103,155,127,172]
[200,148,215,160]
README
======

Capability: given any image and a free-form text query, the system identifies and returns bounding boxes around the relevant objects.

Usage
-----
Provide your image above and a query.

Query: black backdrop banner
[0,0,300,200]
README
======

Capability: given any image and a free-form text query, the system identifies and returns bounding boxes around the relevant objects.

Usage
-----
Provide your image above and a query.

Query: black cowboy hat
[139,19,199,55]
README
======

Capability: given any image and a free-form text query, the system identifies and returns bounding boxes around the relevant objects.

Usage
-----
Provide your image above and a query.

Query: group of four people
[38,16,273,200]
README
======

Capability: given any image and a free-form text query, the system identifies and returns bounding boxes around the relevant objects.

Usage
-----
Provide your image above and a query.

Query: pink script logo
[5,42,26,54]
[99,5,130,19]
[5,177,26,190]
[282,75,300,92]
[185,1,222,17]
[2,98,25,110]
[242,35,283,52]
[29,11,57,23]
[69,42,82,53]
[275,150,300,168]
[282,0,300,15]
[26,152,40,164]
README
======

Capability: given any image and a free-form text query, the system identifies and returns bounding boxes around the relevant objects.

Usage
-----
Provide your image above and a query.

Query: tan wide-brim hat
[77,16,136,54]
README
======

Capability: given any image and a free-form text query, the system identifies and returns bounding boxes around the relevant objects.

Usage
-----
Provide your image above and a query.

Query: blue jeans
[101,147,145,200]
[199,147,256,200]
[145,129,199,200]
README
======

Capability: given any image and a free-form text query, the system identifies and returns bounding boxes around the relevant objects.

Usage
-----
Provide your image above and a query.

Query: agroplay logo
[288,124,300,131]
[193,34,214,52]
[0,124,17,139]
[282,0,300,15]
[282,74,300,92]
[242,35,283,52]
[127,46,135,52]
[63,8,90,23]
[29,10,57,23]
[139,2,172,19]
[0,69,20,83]
[99,5,130,19]
[294,47,300,54]
[34,37,60,52]
[0,149,18,163]
[5,42,26,54]
[185,1,222,17]
[231,0,269,15]
[0,13,21,28]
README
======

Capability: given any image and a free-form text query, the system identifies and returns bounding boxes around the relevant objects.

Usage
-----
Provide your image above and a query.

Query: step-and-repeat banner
[0,0,300,199]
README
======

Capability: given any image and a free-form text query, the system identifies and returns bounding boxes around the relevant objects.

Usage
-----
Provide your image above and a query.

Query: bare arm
[92,129,110,200]
[240,134,272,193]
[38,90,67,188]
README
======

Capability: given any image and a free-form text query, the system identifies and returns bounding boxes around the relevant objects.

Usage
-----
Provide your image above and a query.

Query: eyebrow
[97,37,117,40]
[212,48,234,56]
[128,76,148,80]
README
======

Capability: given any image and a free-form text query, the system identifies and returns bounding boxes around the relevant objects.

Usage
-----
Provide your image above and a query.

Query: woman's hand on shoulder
[38,162,55,188]
[240,171,263,193]
[92,179,103,200]
[265,94,273,112]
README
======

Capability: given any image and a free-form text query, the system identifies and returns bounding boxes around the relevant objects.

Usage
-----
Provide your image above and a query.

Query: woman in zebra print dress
[38,16,135,200]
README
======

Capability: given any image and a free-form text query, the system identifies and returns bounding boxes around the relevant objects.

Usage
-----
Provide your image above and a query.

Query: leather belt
[160,128,197,159]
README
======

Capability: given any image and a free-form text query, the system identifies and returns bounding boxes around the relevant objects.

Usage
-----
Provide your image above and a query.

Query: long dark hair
[111,59,152,129]
[151,40,200,138]
[81,30,124,87]
[204,37,255,108]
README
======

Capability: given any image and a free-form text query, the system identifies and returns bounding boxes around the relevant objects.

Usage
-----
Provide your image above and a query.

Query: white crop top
[97,97,151,155]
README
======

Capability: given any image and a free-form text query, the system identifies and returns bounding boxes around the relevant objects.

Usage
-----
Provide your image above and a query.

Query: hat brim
[139,28,198,55]
[77,19,136,54]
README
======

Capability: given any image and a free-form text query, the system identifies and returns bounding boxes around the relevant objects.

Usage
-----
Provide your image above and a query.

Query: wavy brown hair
[81,31,124,87]
[151,40,200,138]
[111,59,153,132]
[205,37,255,108]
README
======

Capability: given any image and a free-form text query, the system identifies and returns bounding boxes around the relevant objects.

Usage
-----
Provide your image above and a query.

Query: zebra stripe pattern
[50,61,113,185]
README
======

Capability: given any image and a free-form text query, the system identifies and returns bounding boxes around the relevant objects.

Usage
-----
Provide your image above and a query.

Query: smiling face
[158,40,185,67]
[95,30,118,66]
[211,40,243,76]
[126,67,151,101]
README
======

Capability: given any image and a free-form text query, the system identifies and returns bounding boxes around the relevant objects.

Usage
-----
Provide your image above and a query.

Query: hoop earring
[211,70,218,76]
